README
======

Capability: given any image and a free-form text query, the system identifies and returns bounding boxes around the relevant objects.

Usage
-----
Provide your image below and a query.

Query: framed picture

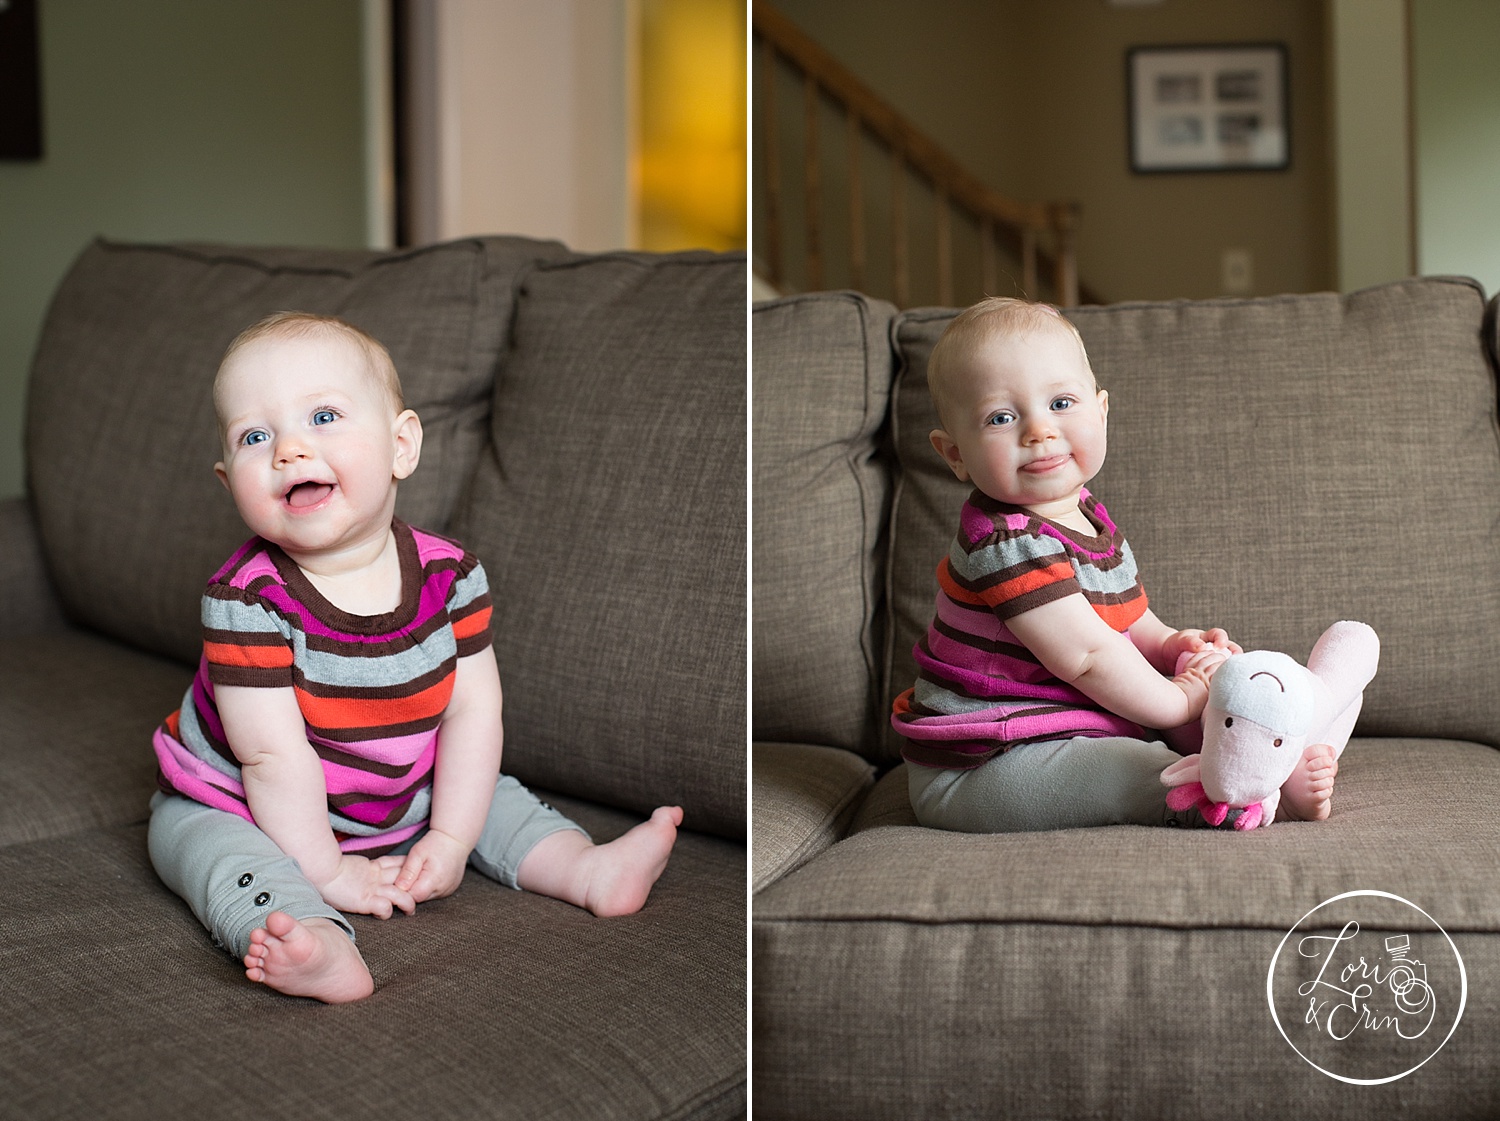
[0,0,43,160]
[1127,44,1287,173]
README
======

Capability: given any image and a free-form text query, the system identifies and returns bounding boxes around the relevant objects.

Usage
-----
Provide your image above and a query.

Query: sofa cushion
[453,252,746,839]
[0,629,192,845]
[752,742,874,894]
[752,292,896,755]
[1,797,746,1121]
[754,738,1499,1118]
[26,237,564,665]
[883,279,1500,761]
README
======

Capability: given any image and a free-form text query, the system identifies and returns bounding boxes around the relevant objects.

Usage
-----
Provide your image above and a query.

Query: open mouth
[284,481,334,508]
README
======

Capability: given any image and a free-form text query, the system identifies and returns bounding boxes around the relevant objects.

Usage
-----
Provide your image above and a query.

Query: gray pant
[148,776,588,959]
[907,735,1203,834]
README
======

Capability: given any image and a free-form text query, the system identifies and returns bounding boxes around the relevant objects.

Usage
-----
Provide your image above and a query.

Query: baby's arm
[216,684,415,918]
[1007,595,1221,730]
[386,647,505,903]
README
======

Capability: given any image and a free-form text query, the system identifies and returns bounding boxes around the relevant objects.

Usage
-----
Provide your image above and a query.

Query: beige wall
[762,0,1333,304]
[0,0,370,501]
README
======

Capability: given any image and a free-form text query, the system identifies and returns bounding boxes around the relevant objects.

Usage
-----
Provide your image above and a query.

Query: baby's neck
[1022,496,1095,535]
[291,528,404,616]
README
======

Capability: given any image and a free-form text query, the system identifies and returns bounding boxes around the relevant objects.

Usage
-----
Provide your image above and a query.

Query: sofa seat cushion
[781,739,1500,930]
[754,738,1499,1118]
[752,742,874,894]
[1,795,745,1121]
[752,292,896,755]
[454,252,746,839]
[26,237,565,664]
[0,628,192,845]
[883,279,1500,761]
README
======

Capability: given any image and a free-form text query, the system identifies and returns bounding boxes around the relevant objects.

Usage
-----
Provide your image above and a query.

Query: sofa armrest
[753,742,874,894]
[0,496,67,633]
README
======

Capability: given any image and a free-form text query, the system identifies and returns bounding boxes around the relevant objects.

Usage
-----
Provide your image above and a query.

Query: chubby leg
[147,793,371,1002]
[1277,741,1338,822]
[908,736,1201,833]
[467,776,680,915]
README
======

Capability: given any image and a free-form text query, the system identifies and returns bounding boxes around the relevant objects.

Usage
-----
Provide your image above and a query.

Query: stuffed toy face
[1199,650,1315,808]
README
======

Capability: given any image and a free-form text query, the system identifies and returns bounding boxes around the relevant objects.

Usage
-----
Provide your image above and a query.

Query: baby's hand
[381,829,471,904]
[1164,627,1242,665]
[318,854,416,919]
[1171,648,1229,722]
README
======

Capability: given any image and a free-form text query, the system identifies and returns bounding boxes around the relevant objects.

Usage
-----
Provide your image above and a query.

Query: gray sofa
[0,237,745,1120]
[753,280,1500,1118]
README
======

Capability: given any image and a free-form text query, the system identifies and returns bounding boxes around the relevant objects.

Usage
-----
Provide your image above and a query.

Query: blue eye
[986,412,1015,427]
[1050,397,1075,412]
[312,409,337,426]
[242,430,269,447]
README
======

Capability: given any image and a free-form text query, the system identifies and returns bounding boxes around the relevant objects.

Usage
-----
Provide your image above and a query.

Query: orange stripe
[452,607,491,641]
[205,640,293,669]
[937,556,1075,608]
[1094,596,1148,632]
[295,673,455,730]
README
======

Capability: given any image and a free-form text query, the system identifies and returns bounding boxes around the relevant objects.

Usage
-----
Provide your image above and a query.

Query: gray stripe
[177,695,244,781]
[951,532,1065,581]
[202,593,286,635]
[447,564,488,612]
[291,625,457,689]
[1072,541,1140,595]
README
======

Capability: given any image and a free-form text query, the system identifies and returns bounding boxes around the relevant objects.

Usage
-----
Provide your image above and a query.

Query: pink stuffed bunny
[1160,621,1380,829]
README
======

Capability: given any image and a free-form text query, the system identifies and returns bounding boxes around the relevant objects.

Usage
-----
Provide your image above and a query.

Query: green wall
[0,0,369,500]
[1413,0,1500,298]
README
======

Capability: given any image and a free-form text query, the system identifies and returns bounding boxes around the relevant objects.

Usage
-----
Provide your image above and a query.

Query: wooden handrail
[755,1,1096,308]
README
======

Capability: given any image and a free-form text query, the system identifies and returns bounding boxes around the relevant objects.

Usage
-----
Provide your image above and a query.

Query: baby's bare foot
[518,806,683,916]
[583,806,683,917]
[244,912,373,1003]
[1277,742,1338,822]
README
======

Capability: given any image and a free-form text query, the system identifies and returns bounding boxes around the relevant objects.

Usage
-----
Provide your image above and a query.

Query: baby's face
[213,332,418,561]
[931,323,1108,517]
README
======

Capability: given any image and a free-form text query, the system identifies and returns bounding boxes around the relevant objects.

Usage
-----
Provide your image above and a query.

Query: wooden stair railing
[755,1,1097,308]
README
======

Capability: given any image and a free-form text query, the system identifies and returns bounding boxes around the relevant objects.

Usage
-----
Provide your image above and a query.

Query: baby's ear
[213,461,230,490]
[393,409,424,480]
[928,428,970,482]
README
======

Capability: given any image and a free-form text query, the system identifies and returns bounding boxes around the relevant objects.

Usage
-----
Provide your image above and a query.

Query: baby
[150,311,682,1002]
[891,297,1337,832]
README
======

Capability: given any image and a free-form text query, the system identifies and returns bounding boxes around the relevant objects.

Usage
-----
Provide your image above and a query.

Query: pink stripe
[340,822,424,853]
[925,629,1049,685]
[321,744,436,798]
[312,728,438,769]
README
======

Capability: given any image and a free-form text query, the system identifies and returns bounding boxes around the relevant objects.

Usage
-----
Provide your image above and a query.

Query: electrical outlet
[1222,249,1253,296]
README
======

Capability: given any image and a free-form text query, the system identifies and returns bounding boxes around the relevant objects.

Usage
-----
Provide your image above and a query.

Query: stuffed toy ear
[1160,755,1201,788]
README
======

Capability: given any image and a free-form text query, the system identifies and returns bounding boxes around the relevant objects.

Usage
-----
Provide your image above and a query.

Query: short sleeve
[938,525,1081,621]
[448,553,494,657]
[200,582,295,688]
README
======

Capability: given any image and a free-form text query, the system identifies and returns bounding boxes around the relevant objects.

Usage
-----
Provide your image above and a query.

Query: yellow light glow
[635,0,747,252]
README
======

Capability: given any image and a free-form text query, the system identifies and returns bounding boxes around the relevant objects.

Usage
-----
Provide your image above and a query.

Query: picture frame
[1127,43,1288,173]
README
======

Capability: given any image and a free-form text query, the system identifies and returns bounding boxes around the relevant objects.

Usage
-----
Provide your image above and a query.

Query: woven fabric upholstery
[752,293,896,755]
[751,742,873,894]
[882,279,1500,761]
[754,738,1500,1120]
[1,802,746,1121]
[26,237,564,664]
[453,252,746,839]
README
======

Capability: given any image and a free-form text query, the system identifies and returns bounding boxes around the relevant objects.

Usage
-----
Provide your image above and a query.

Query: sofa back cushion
[884,279,1500,761]
[452,253,746,838]
[752,292,896,755]
[27,237,561,664]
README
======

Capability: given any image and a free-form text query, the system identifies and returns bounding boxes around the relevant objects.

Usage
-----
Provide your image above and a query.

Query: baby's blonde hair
[214,312,405,434]
[928,297,1092,429]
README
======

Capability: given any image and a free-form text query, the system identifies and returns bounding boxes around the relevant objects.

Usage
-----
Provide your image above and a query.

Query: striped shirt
[892,488,1149,769]
[153,519,493,854]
